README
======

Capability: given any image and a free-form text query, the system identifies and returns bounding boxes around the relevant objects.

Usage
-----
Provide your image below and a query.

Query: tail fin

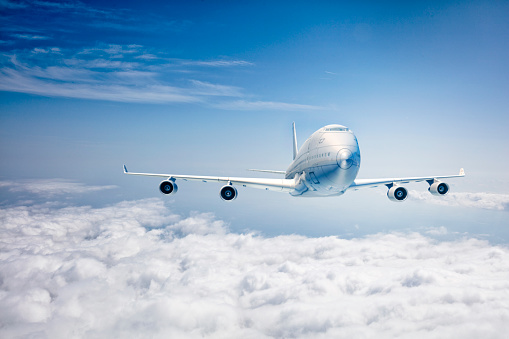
[292,122,298,160]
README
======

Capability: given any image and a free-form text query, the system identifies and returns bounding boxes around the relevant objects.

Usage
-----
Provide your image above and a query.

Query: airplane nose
[336,148,354,169]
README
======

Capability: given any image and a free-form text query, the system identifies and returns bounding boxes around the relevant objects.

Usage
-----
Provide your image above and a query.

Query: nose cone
[324,130,361,189]
[337,148,354,169]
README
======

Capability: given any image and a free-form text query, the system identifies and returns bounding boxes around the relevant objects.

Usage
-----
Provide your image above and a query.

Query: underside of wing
[348,168,465,190]
[346,168,465,202]
[123,165,296,192]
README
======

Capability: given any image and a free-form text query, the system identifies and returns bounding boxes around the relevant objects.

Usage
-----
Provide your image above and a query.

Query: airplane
[123,123,465,202]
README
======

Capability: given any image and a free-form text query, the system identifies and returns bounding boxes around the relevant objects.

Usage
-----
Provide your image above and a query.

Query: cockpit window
[325,127,348,132]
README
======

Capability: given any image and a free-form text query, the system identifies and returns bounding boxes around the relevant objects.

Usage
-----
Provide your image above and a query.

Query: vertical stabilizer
[292,122,298,160]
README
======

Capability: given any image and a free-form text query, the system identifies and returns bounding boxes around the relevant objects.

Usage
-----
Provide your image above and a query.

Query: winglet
[292,122,298,160]
[123,164,128,173]
[459,168,465,176]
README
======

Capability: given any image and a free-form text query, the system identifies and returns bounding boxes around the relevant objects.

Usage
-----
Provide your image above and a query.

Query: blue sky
[1,1,509,337]
[1,0,508,240]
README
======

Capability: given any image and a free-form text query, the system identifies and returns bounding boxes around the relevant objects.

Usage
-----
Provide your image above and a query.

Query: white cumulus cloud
[409,190,509,211]
[1,198,508,338]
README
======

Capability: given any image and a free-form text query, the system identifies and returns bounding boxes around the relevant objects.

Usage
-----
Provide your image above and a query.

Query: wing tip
[459,168,465,176]
[123,164,128,173]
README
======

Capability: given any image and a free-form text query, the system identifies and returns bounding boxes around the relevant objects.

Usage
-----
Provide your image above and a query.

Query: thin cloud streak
[1,197,508,338]
[0,67,200,103]
[214,99,325,111]
[11,34,50,40]
[0,0,27,9]
[32,0,112,17]
[0,46,318,109]
[181,60,254,67]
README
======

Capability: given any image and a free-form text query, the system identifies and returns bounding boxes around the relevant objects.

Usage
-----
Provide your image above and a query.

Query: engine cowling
[159,180,178,195]
[387,186,408,202]
[428,181,449,196]
[220,185,237,201]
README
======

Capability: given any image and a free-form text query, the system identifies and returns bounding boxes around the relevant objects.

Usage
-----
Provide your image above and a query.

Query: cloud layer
[409,190,509,211]
[1,197,508,338]
[0,179,117,197]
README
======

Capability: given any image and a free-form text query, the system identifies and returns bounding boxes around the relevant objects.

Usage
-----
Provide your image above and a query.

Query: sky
[0,0,508,337]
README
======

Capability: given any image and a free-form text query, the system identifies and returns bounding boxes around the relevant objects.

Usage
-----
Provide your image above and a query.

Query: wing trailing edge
[247,169,286,175]
[123,165,296,192]
[348,168,466,190]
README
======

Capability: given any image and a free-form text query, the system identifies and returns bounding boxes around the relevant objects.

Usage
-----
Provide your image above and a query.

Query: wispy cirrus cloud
[0,45,322,110]
[1,0,320,111]
[11,34,50,40]
[181,59,254,67]
[189,80,244,97]
[0,0,27,9]
[213,99,325,111]
[0,65,198,103]
[0,197,508,338]
[2,0,188,47]
[31,0,111,16]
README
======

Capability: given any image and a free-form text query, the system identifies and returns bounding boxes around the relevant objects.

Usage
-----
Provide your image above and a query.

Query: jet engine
[428,181,449,196]
[220,185,237,201]
[159,180,178,195]
[387,186,408,202]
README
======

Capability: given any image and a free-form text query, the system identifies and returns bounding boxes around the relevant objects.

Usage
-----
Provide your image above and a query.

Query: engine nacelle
[387,186,408,202]
[220,185,237,201]
[428,181,449,196]
[159,180,178,195]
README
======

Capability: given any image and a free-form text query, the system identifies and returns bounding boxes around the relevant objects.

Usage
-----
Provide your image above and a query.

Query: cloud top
[409,190,509,211]
[0,179,117,196]
[1,198,508,338]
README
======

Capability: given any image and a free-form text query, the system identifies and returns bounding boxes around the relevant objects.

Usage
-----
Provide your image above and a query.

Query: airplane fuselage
[286,124,361,197]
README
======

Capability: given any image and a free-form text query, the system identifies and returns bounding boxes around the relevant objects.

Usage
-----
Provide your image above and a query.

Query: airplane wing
[347,168,465,190]
[123,165,296,192]
[247,169,286,175]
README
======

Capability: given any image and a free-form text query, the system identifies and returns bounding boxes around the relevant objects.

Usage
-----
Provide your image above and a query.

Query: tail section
[292,122,298,160]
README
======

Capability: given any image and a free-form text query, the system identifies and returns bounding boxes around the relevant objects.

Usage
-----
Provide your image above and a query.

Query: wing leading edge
[123,165,296,192]
[348,168,465,190]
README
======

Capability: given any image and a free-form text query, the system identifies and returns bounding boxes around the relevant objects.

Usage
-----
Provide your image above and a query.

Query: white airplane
[124,123,465,201]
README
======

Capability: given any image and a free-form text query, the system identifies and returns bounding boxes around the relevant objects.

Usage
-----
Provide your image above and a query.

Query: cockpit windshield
[325,127,348,132]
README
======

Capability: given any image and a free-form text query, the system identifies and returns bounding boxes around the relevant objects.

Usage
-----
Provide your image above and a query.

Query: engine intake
[428,181,449,196]
[159,180,178,195]
[220,185,237,201]
[387,186,408,202]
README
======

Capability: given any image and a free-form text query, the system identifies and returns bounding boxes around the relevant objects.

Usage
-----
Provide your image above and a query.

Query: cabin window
[325,127,348,132]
